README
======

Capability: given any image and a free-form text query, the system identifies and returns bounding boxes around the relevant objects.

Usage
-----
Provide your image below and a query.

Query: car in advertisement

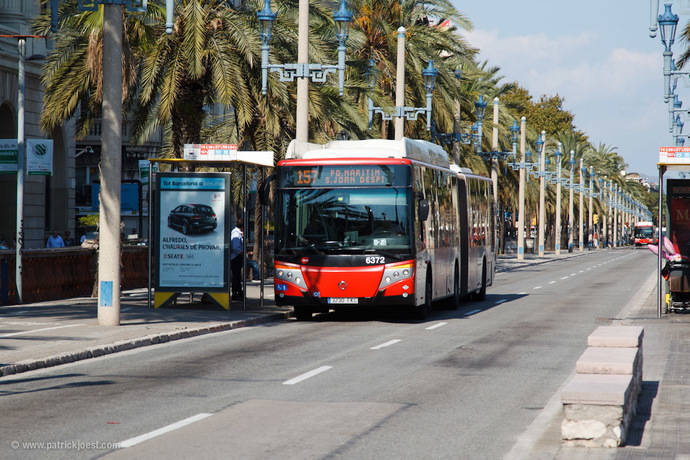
[167,203,217,235]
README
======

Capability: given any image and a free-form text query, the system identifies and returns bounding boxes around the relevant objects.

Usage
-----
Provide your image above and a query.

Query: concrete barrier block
[576,347,639,375]
[561,373,632,406]
[587,326,643,348]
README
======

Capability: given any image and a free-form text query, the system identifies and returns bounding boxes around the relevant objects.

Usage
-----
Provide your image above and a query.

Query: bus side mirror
[418,199,430,221]
[259,174,275,206]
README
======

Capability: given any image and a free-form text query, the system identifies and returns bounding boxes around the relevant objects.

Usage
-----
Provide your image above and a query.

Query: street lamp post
[554,144,563,255]
[568,151,575,252]
[491,98,500,216]
[613,183,619,247]
[517,117,527,260]
[537,132,546,256]
[430,69,473,164]
[589,166,594,249]
[598,177,605,247]
[579,158,584,251]
[258,0,353,142]
[367,51,438,136]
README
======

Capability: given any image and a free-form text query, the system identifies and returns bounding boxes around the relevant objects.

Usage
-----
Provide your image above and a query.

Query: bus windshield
[635,227,654,238]
[277,187,412,256]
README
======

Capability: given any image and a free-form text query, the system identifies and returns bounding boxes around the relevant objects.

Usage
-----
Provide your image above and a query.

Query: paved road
[0,249,655,459]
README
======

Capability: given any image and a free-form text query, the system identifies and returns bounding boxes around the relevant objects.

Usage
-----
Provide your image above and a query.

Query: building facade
[0,0,76,248]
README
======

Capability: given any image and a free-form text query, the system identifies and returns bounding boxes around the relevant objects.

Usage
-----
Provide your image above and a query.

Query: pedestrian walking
[63,230,75,247]
[231,219,244,300]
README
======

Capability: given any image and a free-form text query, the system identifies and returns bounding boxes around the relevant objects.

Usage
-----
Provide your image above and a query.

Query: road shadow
[624,380,659,447]
[0,372,115,397]
[295,292,529,324]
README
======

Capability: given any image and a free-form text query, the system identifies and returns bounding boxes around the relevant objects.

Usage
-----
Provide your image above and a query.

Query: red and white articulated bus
[633,221,655,246]
[272,138,495,320]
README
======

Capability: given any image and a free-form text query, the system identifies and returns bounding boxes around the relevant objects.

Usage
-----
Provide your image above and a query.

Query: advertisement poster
[156,173,230,291]
[0,139,17,174]
[26,139,53,176]
[668,179,690,258]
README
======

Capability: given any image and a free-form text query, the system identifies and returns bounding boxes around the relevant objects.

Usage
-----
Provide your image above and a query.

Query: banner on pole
[0,139,17,174]
[183,144,238,161]
[659,146,690,165]
[26,139,53,176]
[138,160,159,183]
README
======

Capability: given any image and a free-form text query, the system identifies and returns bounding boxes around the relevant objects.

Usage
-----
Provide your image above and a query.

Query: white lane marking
[119,413,213,448]
[0,324,81,338]
[570,273,576,276]
[579,270,584,274]
[533,286,542,290]
[464,309,482,316]
[560,276,569,280]
[517,292,527,295]
[283,366,333,385]
[494,299,507,305]
[548,281,556,285]
[370,339,402,350]
[426,322,447,330]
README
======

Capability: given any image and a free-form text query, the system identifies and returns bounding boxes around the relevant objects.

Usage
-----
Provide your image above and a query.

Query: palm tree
[348,0,474,140]
[35,0,151,137]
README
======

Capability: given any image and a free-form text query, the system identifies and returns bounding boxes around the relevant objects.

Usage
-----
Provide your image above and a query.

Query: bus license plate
[328,297,358,304]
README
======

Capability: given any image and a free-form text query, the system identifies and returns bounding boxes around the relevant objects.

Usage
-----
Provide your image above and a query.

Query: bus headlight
[378,262,414,290]
[275,264,307,289]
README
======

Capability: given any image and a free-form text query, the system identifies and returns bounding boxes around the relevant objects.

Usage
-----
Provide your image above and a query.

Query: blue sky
[452,0,678,177]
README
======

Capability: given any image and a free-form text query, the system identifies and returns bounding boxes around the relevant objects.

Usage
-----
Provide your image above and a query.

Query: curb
[0,312,290,377]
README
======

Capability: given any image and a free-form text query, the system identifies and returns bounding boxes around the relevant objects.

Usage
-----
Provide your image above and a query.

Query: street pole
[491,98,499,243]
[15,38,25,303]
[613,184,618,247]
[451,95,461,165]
[579,158,584,251]
[517,117,526,260]
[394,27,406,140]
[555,145,562,256]
[518,117,527,260]
[98,4,123,326]
[568,151,574,252]
[295,0,309,142]
[588,166,593,249]
[538,130,545,256]
[602,180,608,248]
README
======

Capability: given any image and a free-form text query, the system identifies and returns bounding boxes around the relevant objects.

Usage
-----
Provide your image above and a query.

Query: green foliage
[78,214,99,228]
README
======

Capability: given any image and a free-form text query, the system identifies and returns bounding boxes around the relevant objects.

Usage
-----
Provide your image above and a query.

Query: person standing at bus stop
[231,219,244,300]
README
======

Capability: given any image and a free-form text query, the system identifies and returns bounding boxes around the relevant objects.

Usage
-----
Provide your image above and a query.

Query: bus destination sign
[281,165,409,187]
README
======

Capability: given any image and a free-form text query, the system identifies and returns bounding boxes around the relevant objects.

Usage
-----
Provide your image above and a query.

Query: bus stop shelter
[657,146,690,317]
[146,148,274,311]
